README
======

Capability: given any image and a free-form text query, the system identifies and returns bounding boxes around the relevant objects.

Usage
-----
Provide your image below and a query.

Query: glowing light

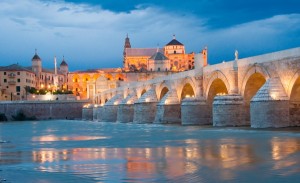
[127,101,132,104]
[41,84,44,88]
[165,99,169,104]
[94,104,98,107]
[185,95,190,98]
[33,95,36,98]
[146,98,150,102]
[270,92,278,100]
[114,101,119,105]
[48,85,51,89]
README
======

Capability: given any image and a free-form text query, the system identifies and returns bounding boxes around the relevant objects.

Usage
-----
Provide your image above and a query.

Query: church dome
[150,51,169,60]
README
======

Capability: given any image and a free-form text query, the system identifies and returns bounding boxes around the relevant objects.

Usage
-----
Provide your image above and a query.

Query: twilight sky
[0,0,300,71]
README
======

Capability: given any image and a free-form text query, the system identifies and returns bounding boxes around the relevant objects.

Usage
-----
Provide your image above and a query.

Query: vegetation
[0,113,7,121]
[53,90,73,95]
[11,110,36,121]
[25,86,73,95]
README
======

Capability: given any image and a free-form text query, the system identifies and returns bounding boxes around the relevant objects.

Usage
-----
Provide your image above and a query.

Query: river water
[1,120,300,183]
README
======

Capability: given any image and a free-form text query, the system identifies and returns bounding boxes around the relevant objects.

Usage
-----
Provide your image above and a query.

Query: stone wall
[133,102,157,123]
[101,105,118,122]
[0,100,89,121]
[213,95,247,127]
[117,104,134,123]
[181,98,211,125]
[251,101,290,128]
[154,104,181,124]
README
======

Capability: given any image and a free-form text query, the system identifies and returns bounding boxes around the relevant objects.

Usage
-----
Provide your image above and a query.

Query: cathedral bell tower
[123,34,131,68]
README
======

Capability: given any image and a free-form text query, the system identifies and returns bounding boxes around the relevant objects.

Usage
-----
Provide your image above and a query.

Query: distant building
[0,51,68,101]
[123,35,195,72]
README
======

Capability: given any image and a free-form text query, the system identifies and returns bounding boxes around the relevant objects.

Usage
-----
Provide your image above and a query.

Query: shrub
[12,110,36,121]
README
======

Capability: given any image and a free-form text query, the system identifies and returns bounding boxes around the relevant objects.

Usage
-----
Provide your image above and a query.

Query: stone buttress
[251,78,289,128]
[82,104,93,121]
[213,94,247,126]
[117,92,137,123]
[154,90,181,124]
[96,105,103,122]
[181,97,211,125]
[133,88,158,123]
[102,94,123,122]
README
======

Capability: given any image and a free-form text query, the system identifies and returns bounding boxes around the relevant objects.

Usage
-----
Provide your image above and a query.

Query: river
[1,120,300,182]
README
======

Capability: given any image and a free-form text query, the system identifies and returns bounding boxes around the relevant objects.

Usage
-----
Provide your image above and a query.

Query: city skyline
[0,0,300,71]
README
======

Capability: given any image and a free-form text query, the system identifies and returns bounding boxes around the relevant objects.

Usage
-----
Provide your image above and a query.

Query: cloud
[0,0,299,71]
[58,7,70,12]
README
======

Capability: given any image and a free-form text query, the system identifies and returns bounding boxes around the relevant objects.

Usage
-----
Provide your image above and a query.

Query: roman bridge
[83,47,300,128]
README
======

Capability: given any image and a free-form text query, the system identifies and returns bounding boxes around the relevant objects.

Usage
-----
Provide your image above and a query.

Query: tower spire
[173,34,176,39]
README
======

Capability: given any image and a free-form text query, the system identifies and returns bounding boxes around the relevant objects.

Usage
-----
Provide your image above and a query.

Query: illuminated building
[124,35,195,72]
[0,50,68,100]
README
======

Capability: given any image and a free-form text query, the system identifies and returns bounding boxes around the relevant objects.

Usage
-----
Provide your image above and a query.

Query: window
[158,67,160,71]
[4,72,6,75]
[17,79,20,82]
[174,51,176,54]
[16,86,20,92]
[4,79,7,83]
[17,72,20,75]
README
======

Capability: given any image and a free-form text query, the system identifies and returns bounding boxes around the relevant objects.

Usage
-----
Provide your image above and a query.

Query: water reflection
[271,137,300,175]
[32,135,109,142]
[30,139,259,182]
[2,121,300,182]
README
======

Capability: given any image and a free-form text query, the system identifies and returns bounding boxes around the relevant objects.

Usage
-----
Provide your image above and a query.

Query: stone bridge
[84,47,300,128]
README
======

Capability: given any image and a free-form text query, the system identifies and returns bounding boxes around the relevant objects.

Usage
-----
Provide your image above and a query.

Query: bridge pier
[117,93,137,123]
[96,106,103,122]
[102,94,123,122]
[213,95,247,126]
[133,89,158,123]
[92,105,100,121]
[251,78,290,128]
[181,97,211,125]
[154,90,181,124]
[82,104,93,121]
[117,104,134,122]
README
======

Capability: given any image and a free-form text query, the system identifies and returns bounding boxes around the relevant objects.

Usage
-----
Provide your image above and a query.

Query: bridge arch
[137,86,149,98]
[205,70,230,103]
[178,77,197,101]
[289,70,300,125]
[240,64,270,97]
[288,70,300,98]
[156,82,170,100]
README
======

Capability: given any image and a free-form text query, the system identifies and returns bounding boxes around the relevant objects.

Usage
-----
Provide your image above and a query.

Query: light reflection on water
[1,121,300,182]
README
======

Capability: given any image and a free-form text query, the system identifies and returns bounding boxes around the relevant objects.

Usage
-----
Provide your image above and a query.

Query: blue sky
[0,0,300,71]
